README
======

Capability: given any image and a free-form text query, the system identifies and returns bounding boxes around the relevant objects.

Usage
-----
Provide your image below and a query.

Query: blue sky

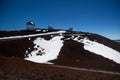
[0,0,120,39]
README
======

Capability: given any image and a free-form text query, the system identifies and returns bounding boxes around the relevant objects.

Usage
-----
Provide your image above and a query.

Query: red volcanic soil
[0,38,34,58]
[0,56,120,80]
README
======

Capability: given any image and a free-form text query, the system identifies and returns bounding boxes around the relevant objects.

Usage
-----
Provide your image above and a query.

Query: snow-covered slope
[22,31,120,64]
[0,31,66,40]
[73,37,120,64]
[25,36,64,64]
[0,30,120,65]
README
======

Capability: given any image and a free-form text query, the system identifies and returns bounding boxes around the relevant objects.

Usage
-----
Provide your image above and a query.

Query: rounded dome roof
[26,21,35,26]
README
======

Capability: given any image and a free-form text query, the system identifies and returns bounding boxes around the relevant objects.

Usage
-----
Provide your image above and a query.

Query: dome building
[26,21,35,30]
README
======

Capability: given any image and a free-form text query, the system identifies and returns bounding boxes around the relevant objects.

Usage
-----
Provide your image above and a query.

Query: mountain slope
[0,30,120,72]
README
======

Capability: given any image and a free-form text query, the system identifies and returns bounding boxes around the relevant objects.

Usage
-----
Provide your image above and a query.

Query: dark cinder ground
[0,56,120,80]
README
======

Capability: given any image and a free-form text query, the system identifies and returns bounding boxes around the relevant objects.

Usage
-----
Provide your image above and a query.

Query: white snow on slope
[25,36,64,64]
[73,37,120,64]
[0,31,66,40]
[24,33,120,64]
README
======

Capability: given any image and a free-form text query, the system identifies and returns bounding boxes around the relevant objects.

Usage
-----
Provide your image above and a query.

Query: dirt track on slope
[50,65,120,75]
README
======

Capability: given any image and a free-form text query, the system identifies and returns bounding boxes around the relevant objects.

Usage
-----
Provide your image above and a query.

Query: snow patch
[43,30,46,32]
[36,29,41,32]
[73,37,120,64]
[0,30,66,40]
[28,38,31,40]
[25,36,64,64]
[50,35,54,38]
[25,50,28,54]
